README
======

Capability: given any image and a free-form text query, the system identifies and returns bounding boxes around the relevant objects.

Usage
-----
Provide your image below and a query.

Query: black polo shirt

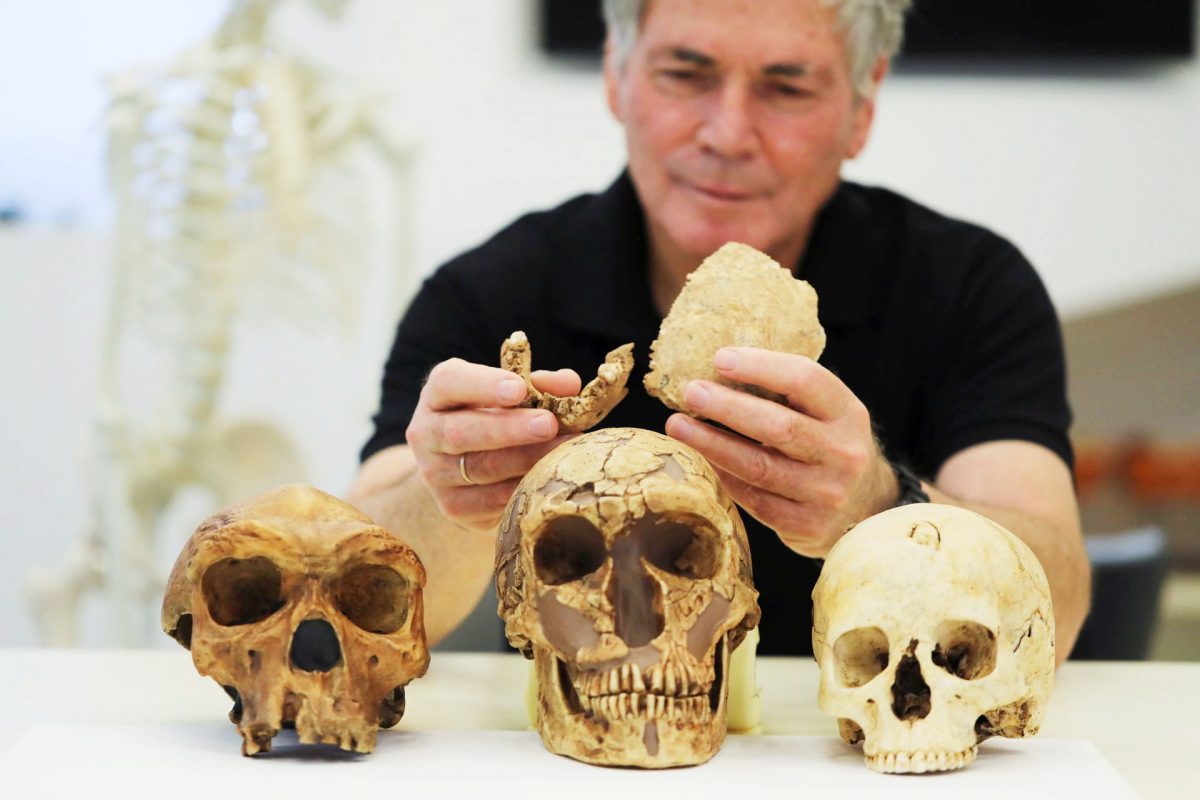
[363,171,1073,656]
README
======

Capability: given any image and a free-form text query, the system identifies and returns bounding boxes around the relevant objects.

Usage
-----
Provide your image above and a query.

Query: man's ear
[847,56,890,159]
[603,35,623,122]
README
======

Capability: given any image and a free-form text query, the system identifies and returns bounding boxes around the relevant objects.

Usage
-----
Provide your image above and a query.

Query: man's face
[606,0,881,267]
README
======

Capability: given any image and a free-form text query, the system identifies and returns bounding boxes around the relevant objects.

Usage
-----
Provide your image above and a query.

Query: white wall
[2,0,1198,646]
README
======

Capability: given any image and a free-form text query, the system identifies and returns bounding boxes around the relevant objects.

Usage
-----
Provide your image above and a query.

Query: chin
[673,220,772,263]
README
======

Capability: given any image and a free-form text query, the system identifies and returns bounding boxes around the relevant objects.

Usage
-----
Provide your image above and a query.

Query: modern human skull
[496,428,760,768]
[812,503,1054,774]
[162,484,430,755]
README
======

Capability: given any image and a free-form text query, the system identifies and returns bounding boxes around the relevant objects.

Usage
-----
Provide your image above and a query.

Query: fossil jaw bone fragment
[501,330,634,432]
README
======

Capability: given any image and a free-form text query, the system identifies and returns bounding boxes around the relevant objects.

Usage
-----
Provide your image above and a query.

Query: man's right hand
[405,357,581,532]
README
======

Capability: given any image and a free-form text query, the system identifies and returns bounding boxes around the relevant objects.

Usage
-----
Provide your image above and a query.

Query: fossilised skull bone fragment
[812,503,1055,774]
[496,428,760,767]
[162,484,430,755]
[644,242,825,415]
[501,330,634,432]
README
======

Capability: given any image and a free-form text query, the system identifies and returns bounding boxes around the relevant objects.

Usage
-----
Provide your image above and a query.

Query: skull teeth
[579,663,700,701]
[865,745,977,774]
[579,691,709,722]
[631,663,645,692]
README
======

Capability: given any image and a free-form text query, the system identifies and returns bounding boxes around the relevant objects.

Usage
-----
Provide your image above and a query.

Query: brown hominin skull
[162,484,430,756]
[495,428,760,768]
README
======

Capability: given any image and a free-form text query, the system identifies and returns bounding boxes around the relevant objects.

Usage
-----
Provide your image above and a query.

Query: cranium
[812,503,1055,773]
[645,242,825,415]
[162,484,430,755]
[495,428,760,768]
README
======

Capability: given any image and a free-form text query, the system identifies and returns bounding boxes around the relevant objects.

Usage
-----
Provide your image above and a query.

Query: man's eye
[768,82,813,99]
[655,68,712,93]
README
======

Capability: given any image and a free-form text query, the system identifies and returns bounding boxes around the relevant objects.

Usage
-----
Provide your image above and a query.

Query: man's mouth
[685,181,758,203]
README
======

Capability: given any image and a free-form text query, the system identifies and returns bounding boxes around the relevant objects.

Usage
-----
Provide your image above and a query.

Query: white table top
[2,650,1196,796]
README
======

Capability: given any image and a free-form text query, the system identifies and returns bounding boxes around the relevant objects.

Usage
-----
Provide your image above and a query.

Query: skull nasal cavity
[609,529,665,648]
[290,619,342,672]
[890,653,931,721]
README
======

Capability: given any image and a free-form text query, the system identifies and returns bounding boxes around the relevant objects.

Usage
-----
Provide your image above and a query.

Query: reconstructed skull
[812,503,1055,774]
[495,428,760,768]
[162,484,430,755]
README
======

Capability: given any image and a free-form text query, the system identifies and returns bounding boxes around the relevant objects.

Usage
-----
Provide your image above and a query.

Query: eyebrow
[663,47,716,67]
[764,62,811,78]
[659,47,812,78]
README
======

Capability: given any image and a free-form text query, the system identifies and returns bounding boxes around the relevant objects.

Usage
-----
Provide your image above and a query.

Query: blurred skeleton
[26,0,415,645]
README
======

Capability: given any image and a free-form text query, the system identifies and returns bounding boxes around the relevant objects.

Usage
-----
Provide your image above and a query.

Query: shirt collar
[552,171,658,342]
[798,181,888,328]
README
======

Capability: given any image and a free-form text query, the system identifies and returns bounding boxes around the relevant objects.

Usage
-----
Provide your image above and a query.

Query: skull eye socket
[202,556,285,626]
[332,564,410,634]
[534,516,606,585]
[932,620,997,680]
[833,626,890,688]
[642,519,719,579]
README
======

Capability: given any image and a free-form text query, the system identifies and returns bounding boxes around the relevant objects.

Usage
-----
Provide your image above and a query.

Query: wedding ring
[459,454,475,486]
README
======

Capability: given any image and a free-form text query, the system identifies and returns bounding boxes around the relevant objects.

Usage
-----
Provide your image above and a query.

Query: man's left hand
[664,346,897,558]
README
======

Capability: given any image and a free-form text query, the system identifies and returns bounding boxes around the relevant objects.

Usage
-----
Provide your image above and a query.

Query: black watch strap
[890,460,930,506]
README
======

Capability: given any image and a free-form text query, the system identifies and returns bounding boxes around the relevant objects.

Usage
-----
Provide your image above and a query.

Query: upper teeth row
[579,662,702,698]
[865,746,978,774]
[582,692,710,721]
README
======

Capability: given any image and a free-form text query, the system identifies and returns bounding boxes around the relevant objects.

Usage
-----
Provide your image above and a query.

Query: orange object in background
[1126,445,1200,502]
[1074,440,1200,503]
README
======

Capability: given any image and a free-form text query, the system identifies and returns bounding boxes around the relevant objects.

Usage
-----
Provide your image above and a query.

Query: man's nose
[696,81,757,160]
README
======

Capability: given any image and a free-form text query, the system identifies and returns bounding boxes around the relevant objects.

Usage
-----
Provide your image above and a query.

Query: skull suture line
[162,485,430,755]
[496,428,760,768]
[812,503,1055,774]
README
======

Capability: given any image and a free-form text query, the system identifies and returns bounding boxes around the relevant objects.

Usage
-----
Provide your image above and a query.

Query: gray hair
[601,0,913,99]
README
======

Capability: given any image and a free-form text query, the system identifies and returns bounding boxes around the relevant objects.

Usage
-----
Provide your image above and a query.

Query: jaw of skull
[533,628,734,766]
[162,485,430,756]
[497,429,759,768]
[812,504,1055,774]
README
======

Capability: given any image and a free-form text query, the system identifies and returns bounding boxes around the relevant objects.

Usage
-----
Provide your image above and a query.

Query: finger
[680,380,824,463]
[422,358,530,412]
[666,414,809,500]
[438,478,523,527]
[422,407,559,455]
[531,369,582,397]
[712,347,849,421]
[712,467,825,557]
[425,435,575,487]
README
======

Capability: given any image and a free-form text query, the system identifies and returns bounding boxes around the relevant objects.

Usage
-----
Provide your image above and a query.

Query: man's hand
[664,347,896,558]
[406,358,581,532]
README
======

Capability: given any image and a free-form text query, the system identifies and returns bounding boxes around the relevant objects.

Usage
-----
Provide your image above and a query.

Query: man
[348,0,1090,661]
